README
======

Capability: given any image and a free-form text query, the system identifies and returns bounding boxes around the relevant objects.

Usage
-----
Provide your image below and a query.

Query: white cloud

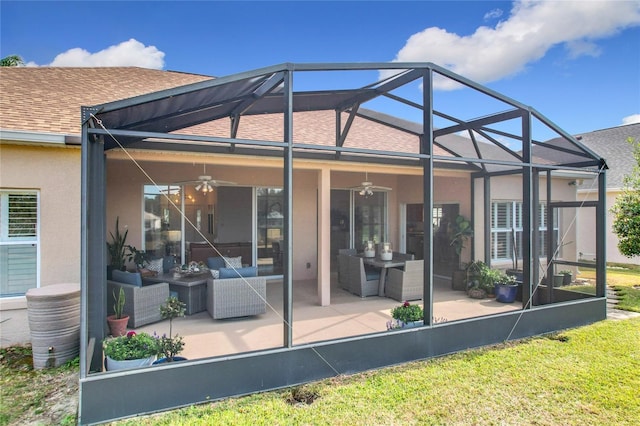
[388,0,640,89]
[484,8,503,21]
[622,114,640,125]
[47,39,164,68]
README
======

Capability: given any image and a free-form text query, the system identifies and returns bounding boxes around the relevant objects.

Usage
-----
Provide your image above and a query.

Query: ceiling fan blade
[207,179,237,187]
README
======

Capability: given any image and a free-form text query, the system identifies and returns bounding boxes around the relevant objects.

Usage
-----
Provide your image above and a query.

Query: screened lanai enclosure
[79,63,607,424]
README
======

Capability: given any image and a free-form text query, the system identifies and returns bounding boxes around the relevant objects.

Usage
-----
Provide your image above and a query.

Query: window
[143,185,182,262]
[0,191,39,297]
[491,201,558,262]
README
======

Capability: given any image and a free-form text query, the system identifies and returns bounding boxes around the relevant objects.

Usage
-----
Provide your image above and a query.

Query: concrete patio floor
[135,273,521,361]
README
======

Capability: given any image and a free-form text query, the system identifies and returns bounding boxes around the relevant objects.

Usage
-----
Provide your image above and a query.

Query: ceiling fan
[350,172,391,198]
[176,164,236,193]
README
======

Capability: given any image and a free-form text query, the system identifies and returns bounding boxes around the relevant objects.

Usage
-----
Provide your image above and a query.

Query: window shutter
[8,194,38,238]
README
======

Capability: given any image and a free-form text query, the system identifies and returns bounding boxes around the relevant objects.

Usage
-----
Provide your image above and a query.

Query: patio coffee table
[143,273,208,315]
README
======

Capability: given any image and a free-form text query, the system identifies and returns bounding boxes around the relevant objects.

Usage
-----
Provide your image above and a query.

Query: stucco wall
[577,189,640,265]
[0,143,81,309]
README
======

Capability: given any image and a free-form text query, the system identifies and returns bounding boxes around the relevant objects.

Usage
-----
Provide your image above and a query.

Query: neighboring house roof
[0,67,213,136]
[574,123,640,189]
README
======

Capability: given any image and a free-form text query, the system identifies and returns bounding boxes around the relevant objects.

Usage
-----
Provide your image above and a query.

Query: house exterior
[0,67,212,334]
[2,64,608,424]
[574,123,640,265]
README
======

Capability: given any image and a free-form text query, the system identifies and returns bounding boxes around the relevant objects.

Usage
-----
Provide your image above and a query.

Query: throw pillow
[218,266,257,279]
[111,270,142,287]
[207,256,225,270]
[224,256,242,269]
[147,258,163,274]
[210,269,220,279]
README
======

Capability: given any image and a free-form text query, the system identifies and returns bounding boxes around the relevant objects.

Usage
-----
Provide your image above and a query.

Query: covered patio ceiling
[86,62,605,175]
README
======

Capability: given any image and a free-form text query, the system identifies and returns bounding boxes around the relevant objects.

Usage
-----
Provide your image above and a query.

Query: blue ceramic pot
[494,284,518,303]
[152,356,187,364]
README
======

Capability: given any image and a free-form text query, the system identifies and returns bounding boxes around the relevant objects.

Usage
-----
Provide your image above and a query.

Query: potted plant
[107,216,128,278]
[449,215,473,290]
[387,301,424,329]
[106,286,129,337]
[560,270,573,286]
[154,296,187,363]
[493,272,518,303]
[103,330,159,371]
[126,245,150,270]
[465,260,491,298]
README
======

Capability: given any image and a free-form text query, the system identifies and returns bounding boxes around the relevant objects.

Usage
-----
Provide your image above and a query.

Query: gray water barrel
[25,283,80,369]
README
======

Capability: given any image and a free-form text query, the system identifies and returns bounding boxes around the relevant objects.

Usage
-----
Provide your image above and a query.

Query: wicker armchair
[206,276,267,319]
[346,255,380,297]
[385,259,424,302]
[107,280,170,328]
[337,248,357,290]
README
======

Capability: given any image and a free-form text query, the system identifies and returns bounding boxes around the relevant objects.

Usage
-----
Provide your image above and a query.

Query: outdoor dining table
[362,256,406,296]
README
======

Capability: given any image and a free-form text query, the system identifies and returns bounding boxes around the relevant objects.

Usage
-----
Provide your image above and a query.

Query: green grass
[0,346,78,426]
[109,317,640,426]
[576,265,640,311]
[616,286,640,312]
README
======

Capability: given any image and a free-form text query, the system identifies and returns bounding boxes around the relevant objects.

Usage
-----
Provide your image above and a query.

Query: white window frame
[491,201,558,263]
[0,190,40,297]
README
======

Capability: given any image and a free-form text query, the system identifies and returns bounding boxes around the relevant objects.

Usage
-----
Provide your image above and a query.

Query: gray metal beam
[484,176,491,266]
[596,170,606,297]
[283,71,294,347]
[522,112,533,309]
[422,69,434,326]
[433,109,523,138]
[80,107,107,375]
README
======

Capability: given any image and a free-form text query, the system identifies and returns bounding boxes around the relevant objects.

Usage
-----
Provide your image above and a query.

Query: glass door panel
[143,185,182,262]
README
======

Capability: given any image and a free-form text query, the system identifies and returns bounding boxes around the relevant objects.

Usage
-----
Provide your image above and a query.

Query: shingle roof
[0,67,213,135]
[574,123,640,188]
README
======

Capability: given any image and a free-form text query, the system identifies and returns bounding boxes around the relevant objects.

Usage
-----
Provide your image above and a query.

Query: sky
[1,0,639,138]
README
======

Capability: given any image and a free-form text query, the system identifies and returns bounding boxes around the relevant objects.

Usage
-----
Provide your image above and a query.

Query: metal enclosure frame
[79,63,607,424]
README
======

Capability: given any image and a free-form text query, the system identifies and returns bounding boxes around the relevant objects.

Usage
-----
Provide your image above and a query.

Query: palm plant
[107,217,128,270]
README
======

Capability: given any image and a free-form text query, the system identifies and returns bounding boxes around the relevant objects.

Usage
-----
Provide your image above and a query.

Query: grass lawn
[576,265,640,312]
[106,317,640,426]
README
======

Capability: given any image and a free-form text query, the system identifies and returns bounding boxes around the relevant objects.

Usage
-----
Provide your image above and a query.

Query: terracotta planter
[106,315,129,337]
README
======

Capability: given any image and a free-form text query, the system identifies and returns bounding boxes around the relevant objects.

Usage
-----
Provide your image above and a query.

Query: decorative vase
[105,355,156,371]
[106,315,129,337]
[494,284,518,303]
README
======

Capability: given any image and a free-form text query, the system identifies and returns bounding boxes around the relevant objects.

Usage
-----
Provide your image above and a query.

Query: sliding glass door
[330,189,387,268]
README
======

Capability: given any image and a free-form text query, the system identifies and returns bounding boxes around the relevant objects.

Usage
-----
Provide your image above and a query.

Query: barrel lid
[26,283,80,298]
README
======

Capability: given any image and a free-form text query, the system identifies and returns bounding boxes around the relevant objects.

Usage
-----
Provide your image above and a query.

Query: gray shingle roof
[574,123,640,188]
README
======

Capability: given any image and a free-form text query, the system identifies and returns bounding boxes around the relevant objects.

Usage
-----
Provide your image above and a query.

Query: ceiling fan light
[195,183,202,191]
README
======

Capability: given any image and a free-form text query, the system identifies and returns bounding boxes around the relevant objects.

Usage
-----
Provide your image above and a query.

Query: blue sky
[1,1,639,138]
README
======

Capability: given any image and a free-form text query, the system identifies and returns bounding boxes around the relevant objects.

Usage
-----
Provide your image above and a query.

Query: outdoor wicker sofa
[206,275,267,320]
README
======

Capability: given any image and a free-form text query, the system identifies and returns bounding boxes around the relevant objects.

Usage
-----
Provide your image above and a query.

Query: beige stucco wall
[577,188,640,265]
[0,143,81,310]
